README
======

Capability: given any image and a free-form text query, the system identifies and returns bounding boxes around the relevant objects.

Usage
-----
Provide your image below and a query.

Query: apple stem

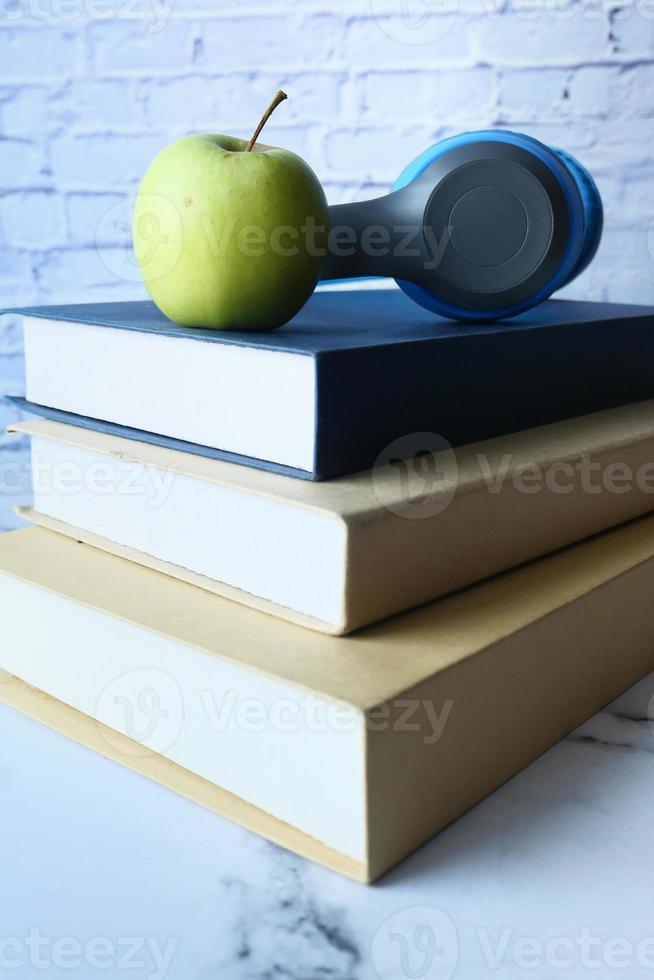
[246,90,288,152]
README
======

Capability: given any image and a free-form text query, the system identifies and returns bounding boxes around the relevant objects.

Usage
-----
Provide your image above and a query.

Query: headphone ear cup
[391,137,465,317]
[391,139,452,194]
[390,134,500,319]
[551,147,603,283]
[388,132,602,321]
[389,130,579,320]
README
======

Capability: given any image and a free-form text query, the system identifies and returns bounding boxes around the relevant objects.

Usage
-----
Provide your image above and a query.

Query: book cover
[11,400,654,633]
[7,290,654,479]
[2,520,654,881]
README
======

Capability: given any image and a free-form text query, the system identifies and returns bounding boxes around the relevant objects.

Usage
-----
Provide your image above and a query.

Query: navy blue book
[7,288,654,480]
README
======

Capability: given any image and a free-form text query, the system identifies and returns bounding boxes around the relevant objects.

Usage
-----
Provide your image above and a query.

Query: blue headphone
[319,130,603,322]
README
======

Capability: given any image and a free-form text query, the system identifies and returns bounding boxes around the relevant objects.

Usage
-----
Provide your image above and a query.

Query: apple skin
[132,134,329,331]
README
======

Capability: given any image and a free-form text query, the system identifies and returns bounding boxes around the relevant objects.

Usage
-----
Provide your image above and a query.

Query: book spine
[314,313,654,480]
[343,435,654,631]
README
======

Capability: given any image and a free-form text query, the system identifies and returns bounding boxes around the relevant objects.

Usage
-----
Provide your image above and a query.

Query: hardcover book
[11,400,654,634]
[2,520,654,881]
[7,289,654,480]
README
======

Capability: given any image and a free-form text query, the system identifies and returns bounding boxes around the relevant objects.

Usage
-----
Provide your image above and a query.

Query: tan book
[10,399,654,634]
[2,520,654,882]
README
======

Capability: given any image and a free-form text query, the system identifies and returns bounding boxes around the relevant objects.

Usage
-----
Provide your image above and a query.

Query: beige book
[10,399,654,634]
[2,520,654,881]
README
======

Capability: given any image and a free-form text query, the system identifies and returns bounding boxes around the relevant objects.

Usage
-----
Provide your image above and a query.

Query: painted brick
[0,191,66,249]
[609,5,654,56]
[60,79,148,128]
[0,86,63,137]
[358,71,439,122]
[0,139,46,188]
[0,352,25,397]
[200,14,339,71]
[497,68,570,119]
[474,9,609,64]
[566,66,617,118]
[145,74,219,128]
[50,134,167,188]
[88,19,196,72]
[582,119,654,170]
[0,248,33,285]
[617,174,654,224]
[606,271,654,304]
[0,27,79,78]
[614,65,654,118]
[324,126,434,182]
[146,71,344,130]
[0,315,23,355]
[343,13,473,67]
[65,192,126,244]
[594,226,653,272]
[34,246,146,295]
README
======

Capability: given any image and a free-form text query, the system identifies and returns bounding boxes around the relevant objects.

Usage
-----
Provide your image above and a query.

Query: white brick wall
[1,0,654,527]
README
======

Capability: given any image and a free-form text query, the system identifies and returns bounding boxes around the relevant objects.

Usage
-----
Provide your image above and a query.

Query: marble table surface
[2,667,654,980]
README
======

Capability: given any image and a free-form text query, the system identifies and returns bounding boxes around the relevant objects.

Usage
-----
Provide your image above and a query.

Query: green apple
[132,91,328,330]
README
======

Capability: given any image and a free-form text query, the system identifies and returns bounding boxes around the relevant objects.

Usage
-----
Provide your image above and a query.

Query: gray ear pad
[320,140,584,319]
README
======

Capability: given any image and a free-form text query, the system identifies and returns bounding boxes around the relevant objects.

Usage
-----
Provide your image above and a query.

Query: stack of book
[3,287,654,882]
